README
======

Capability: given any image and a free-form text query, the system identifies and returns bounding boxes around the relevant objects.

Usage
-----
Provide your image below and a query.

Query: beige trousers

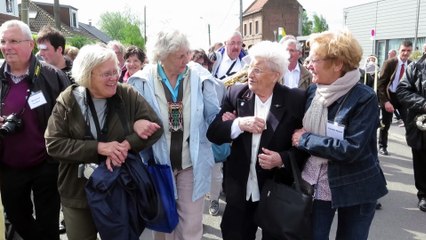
[153,167,205,240]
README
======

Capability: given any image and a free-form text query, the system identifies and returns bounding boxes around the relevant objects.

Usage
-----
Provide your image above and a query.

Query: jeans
[312,200,376,240]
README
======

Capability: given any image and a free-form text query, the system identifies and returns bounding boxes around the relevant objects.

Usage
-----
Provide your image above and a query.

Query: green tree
[66,35,95,49]
[302,11,313,36]
[98,10,145,49]
[312,14,329,33]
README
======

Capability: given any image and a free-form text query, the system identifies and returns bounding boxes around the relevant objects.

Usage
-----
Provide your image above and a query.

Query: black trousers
[379,92,407,149]
[412,148,426,200]
[1,161,60,240]
[221,199,281,240]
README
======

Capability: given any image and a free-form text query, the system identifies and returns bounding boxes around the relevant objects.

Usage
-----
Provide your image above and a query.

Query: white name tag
[326,121,345,140]
[28,91,47,109]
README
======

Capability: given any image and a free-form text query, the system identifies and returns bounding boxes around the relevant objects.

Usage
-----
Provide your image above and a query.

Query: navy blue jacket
[85,154,157,240]
[299,83,388,208]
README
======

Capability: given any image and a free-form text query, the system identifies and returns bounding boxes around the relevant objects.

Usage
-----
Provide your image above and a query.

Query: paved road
[54,122,426,240]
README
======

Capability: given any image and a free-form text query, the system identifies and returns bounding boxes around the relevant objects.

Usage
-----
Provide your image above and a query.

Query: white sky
[22,0,376,49]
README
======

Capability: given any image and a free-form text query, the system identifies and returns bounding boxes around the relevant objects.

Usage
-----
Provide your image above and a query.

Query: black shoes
[419,198,426,212]
[379,147,388,155]
[375,202,382,210]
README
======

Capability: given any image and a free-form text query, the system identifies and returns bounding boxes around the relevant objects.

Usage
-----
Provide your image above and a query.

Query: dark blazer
[206,83,307,206]
[377,57,411,106]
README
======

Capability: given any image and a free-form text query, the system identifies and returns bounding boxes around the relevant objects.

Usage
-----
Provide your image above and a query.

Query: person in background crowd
[387,49,397,59]
[207,40,307,240]
[37,23,75,234]
[396,50,426,212]
[191,48,211,69]
[37,25,73,82]
[377,40,412,155]
[208,42,223,72]
[208,42,224,54]
[292,29,388,240]
[64,46,79,62]
[280,38,312,89]
[191,47,230,216]
[119,45,147,83]
[303,58,310,68]
[128,29,220,240]
[211,31,246,81]
[0,19,71,240]
[107,40,126,69]
[45,44,163,240]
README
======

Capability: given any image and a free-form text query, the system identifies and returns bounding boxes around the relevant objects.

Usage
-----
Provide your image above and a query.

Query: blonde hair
[308,29,362,74]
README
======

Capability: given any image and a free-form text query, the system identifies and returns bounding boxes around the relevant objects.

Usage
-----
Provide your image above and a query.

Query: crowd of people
[0,18,425,240]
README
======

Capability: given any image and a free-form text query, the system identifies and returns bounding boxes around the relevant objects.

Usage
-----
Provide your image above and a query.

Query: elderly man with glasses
[0,20,70,239]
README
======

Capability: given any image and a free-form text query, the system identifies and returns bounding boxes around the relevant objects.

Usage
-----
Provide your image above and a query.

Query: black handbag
[255,152,314,240]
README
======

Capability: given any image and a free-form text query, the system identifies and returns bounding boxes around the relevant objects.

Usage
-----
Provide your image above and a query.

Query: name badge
[326,121,344,140]
[28,91,47,109]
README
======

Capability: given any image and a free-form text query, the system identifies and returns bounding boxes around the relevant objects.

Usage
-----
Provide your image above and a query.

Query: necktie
[399,63,405,81]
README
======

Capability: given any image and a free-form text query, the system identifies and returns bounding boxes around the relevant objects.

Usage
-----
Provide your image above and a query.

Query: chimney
[88,19,92,26]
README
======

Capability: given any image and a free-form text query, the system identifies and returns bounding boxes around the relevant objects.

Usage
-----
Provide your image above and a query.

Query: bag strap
[288,151,303,193]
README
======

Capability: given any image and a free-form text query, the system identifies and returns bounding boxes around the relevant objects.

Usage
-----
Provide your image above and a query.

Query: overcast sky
[22,0,377,49]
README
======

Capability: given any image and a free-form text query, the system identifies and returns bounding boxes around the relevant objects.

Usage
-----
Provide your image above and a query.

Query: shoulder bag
[255,151,314,240]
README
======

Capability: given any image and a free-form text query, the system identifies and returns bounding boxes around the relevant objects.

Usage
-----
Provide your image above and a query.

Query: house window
[249,22,252,35]
[70,10,78,28]
[6,0,13,13]
[255,21,259,34]
[244,24,247,36]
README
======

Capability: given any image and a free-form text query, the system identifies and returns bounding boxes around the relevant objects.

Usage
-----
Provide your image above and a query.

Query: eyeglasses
[0,39,32,46]
[227,41,242,46]
[248,66,274,75]
[96,70,120,79]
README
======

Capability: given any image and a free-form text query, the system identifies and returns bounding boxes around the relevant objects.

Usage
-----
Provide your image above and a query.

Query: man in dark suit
[206,41,307,240]
[377,40,412,155]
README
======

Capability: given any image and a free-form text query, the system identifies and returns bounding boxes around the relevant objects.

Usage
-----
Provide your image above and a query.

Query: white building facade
[344,0,426,67]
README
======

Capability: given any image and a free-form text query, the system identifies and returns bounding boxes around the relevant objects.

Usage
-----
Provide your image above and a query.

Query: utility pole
[413,0,421,49]
[144,5,147,42]
[54,0,61,30]
[208,23,211,47]
[239,0,243,33]
[20,0,29,24]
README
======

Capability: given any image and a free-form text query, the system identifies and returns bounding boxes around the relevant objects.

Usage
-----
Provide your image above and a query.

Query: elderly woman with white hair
[127,29,220,240]
[45,44,163,240]
[206,41,308,240]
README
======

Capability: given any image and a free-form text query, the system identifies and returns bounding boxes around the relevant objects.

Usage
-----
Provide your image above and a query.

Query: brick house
[242,0,304,48]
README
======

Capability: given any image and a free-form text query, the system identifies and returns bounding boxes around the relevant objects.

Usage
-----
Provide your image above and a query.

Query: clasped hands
[222,110,265,134]
[222,111,282,169]
[99,119,161,171]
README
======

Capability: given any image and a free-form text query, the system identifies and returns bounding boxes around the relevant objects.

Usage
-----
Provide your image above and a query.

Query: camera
[0,113,23,137]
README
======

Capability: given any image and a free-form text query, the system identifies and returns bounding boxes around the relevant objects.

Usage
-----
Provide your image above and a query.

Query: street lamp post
[200,17,211,48]
[207,23,211,47]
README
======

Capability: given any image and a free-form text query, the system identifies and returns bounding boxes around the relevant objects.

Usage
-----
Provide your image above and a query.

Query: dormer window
[70,9,78,28]
[6,0,13,13]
